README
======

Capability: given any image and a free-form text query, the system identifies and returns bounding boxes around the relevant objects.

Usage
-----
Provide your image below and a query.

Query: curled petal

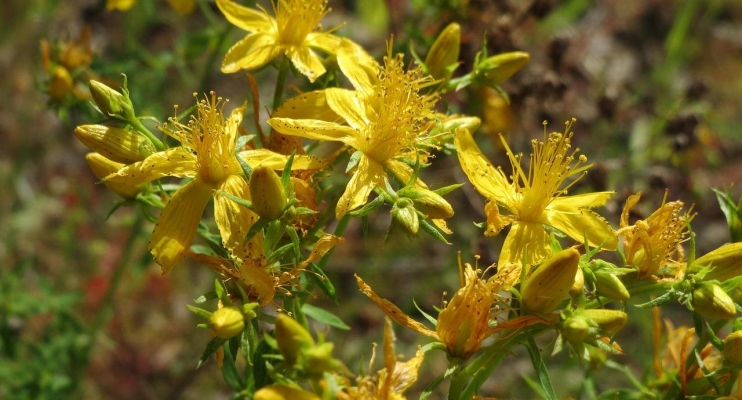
[287,46,326,82]
[336,156,385,219]
[215,0,273,32]
[305,32,340,54]
[336,39,379,95]
[454,128,514,207]
[105,147,196,186]
[221,33,280,73]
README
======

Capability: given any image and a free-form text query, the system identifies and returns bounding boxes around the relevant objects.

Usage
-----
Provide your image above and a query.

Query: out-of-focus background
[2,0,742,398]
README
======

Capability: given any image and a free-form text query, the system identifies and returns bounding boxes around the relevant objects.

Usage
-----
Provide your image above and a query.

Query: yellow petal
[214,175,261,262]
[483,201,516,236]
[281,234,345,282]
[221,33,280,73]
[548,192,614,211]
[454,127,514,206]
[337,39,379,95]
[266,117,360,145]
[305,32,340,54]
[105,147,196,187]
[336,156,385,219]
[287,46,325,83]
[325,88,368,130]
[226,102,246,147]
[272,90,341,122]
[168,0,196,15]
[237,148,328,170]
[355,275,438,339]
[149,178,213,273]
[620,192,642,229]
[215,0,273,32]
[498,221,550,267]
[540,209,618,250]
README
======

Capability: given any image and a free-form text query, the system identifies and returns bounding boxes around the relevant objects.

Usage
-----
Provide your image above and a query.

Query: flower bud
[85,153,145,199]
[304,342,339,378]
[690,243,742,283]
[89,79,136,121]
[594,271,630,301]
[168,0,196,15]
[397,187,454,219]
[49,66,73,101]
[475,51,530,86]
[254,385,321,400]
[275,314,314,366]
[521,248,580,314]
[691,283,737,320]
[569,267,585,297]
[560,315,590,344]
[250,165,287,220]
[75,124,155,164]
[425,22,461,82]
[209,306,245,339]
[724,330,742,367]
[580,309,628,334]
[391,198,419,235]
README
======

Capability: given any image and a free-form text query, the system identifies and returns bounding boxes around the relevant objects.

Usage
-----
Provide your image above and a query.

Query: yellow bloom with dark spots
[268,39,439,219]
[105,93,326,273]
[454,120,617,270]
[216,0,340,82]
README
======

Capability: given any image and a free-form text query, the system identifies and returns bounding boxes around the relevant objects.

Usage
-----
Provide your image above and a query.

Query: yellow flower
[216,0,340,82]
[105,93,325,273]
[106,0,137,11]
[268,39,438,218]
[454,120,617,268]
[618,192,692,278]
[167,0,196,15]
[338,318,424,400]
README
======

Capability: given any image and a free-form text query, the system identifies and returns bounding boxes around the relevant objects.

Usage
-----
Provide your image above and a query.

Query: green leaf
[221,339,244,390]
[281,152,295,198]
[234,134,255,154]
[525,334,557,400]
[635,292,674,308]
[186,304,213,319]
[412,299,437,327]
[301,303,350,330]
[215,280,233,306]
[217,190,253,210]
[307,263,338,302]
[432,183,464,197]
[197,336,227,368]
[349,195,385,217]
[419,219,450,244]
[194,290,218,304]
[237,154,253,180]
[252,339,276,390]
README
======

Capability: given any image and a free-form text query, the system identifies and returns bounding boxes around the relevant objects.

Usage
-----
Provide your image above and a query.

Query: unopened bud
[724,330,742,367]
[254,385,321,400]
[475,51,530,85]
[391,198,419,235]
[75,124,155,164]
[425,22,461,82]
[85,153,145,199]
[690,242,742,283]
[89,79,136,120]
[521,248,580,314]
[49,66,73,101]
[594,271,630,301]
[580,309,628,334]
[304,342,339,378]
[275,314,314,366]
[691,283,737,320]
[209,306,245,339]
[397,187,454,219]
[560,315,590,344]
[250,165,287,220]
[569,267,585,297]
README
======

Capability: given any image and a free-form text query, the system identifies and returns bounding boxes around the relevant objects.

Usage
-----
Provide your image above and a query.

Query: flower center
[275,0,329,46]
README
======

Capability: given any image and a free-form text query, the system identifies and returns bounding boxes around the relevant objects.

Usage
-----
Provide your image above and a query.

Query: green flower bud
[254,385,321,400]
[425,22,461,82]
[209,306,245,339]
[690,243,742,283]
[275,314,314,366]
[521,248,580,314]
[580,309,628,334]
[89,79,136,121]
[304,342,339,378]
[691,283,737,320]
[250,165,287,220]
[397,187,454,219]
[49,66,73,101]
[724,330,742,367]
[391,198,419,235]
[85,153,145,199]
[475,51,530,85]
[560,315,590,344]
[594,271,630,301]
[75,124,155,164]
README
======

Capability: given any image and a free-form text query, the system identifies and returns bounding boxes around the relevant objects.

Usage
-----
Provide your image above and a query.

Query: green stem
[272,56,291,111]
[130,117,165,151]
[447,365,467,400]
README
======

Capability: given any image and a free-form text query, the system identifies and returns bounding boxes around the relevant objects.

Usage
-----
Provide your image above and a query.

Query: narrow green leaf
[195,290,218,304]
[197,336,227,368]
[634,292,674,308]
[301,303,350,330]
[525,334,557,400]
[419,219,450,244]
[186,304,213,319]
[412,299,437,327]
[221,340,244,390]
[307,263,338,302]
[237,154,253,180]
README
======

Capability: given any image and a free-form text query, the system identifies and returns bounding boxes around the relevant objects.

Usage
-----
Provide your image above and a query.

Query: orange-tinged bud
[724,330,742,367]
[391,198,419,235]
[85,153,145,199]
[692,283,737,320]
[89,79,136,120]
[475,51,530,85]
[521,248,580,314]
[560,315,590,344]
[425,22,461,82]
[75,124,155,164]
[254,385,321,400]
[397,187,454,219]
[275,314,314,366]
[594,271,630,301]
[250,165,287,220]
[569,267,585,297]
[209,306,245,339]
[49,66,73,101]
[580,309,628,334]
[690,243,742,283]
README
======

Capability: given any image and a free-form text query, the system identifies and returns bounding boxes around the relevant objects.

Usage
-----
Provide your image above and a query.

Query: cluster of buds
[559,309,628,345]
[274,314,344,379]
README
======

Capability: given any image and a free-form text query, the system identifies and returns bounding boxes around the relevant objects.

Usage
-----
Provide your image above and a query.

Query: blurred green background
[2,0,742,398]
